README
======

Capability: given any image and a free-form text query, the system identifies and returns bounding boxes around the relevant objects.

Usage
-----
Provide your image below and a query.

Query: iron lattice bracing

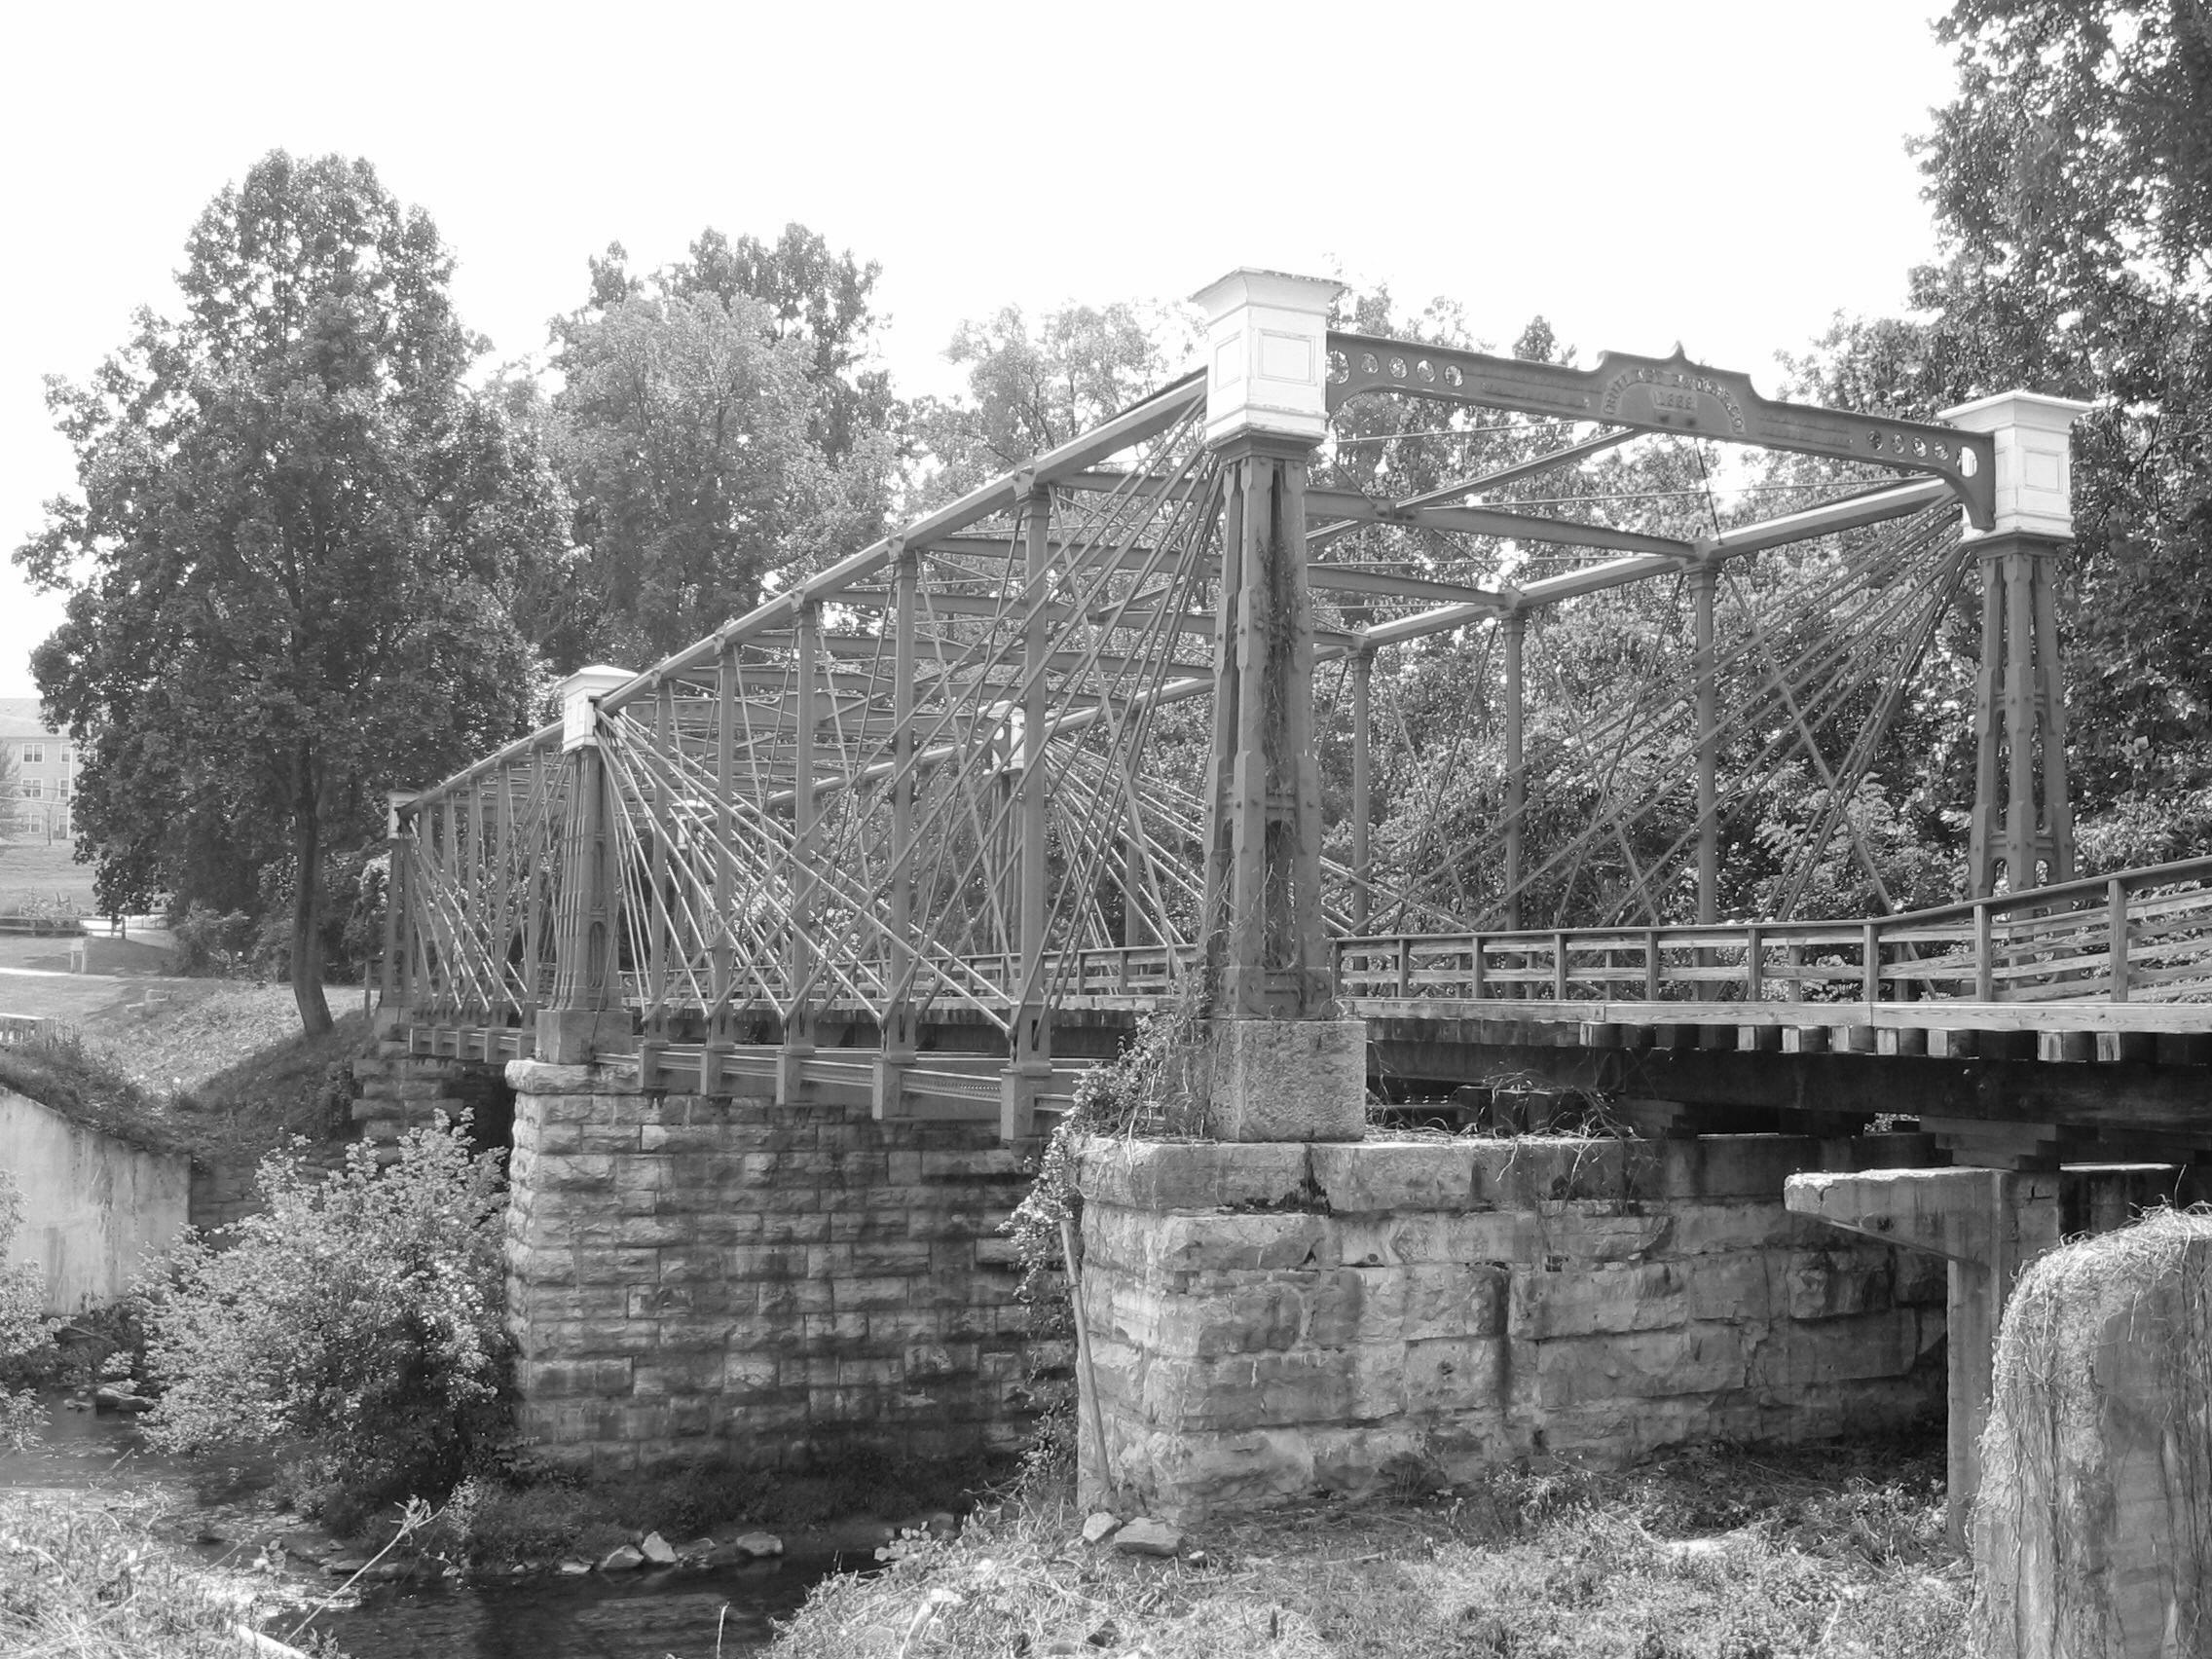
[385,310,2191,1128]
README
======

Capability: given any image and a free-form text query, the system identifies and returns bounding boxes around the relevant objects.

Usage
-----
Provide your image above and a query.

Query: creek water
[0,1401,857,1658]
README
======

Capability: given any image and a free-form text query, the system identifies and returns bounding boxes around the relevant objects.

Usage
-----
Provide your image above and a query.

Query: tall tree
[546,227,898,667]
[909,301,1187,501]
[15,152,555,1033]
[1791,0,2212,869]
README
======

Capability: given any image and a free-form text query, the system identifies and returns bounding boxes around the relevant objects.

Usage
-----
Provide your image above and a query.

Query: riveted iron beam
[1305,486,1692,557]
[1327,332,1996,529]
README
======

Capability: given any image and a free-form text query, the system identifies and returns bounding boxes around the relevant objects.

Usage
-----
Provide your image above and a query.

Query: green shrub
[0,1172,48,1448]
[166,903,261,977]
[997,997,1207,1483]
[141,1116,510,1512]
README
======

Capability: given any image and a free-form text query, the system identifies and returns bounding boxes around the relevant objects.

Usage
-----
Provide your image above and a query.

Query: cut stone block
[1206,1017,1366,1142]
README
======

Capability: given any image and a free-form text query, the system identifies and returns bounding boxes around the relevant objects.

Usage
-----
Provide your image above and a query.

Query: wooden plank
[2038,1030,2099,1064]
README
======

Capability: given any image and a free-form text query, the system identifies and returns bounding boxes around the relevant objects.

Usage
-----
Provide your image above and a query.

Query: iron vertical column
[1943,391,2092,899]
[538,665,633,1064]
[1003,488,1054,1141]
[711,645,735,1044]
[1971,551,2005,895]
[378,790,419,1033]
[1502,610,1526,934]
[1349,646,1373,932]
[1192,269,1364,1142]
[1691,561,1719,928]
[777,602,820,1103]
[875,544,919,1118]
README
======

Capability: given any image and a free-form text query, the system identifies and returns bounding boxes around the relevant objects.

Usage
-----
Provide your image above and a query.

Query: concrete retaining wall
[501,1059,1043,1473]
[1075,1132,1949,1520]
[0,1089,190,1313]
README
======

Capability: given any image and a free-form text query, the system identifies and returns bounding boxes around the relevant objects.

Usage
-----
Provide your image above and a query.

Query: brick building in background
[0,698,74,840]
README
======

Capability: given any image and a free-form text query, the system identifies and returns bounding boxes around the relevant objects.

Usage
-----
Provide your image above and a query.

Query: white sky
[0,0,1957,702]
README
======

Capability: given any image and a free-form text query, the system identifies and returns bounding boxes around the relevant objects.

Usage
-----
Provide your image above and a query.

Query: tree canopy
[539,226,899,667]
[1792,0,2212,871]
[16,151,553,1032]
[909,301,1188,502]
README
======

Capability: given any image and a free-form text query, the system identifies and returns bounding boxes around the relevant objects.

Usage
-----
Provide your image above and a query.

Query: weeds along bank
[765,1438,1968,1659]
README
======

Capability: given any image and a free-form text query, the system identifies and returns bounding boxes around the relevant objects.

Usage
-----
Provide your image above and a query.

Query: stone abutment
[1074,1132,1953,1521]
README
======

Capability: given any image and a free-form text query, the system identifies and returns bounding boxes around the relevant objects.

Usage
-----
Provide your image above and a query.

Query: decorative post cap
[560,665,634,751]
[1938,390,2096,540]
[1191,268,1346,448]
[384,790,420,837]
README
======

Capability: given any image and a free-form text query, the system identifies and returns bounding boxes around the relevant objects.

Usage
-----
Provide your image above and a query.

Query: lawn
[0,836,98,915]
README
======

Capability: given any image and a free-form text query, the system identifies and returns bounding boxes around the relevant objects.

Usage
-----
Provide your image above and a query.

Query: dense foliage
[0,1174,47,1449]
[535,225,900,666]
[142,1117,509,1514]
[16,152,554,1031]
[1792,0,2212,870]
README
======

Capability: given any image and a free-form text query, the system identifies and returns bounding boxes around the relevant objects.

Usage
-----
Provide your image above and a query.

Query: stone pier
[501,1059,1047,1471]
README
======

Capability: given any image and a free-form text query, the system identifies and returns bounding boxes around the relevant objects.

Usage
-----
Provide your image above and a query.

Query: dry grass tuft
[767,1439,1966,1659]
[0,1488,314,1658]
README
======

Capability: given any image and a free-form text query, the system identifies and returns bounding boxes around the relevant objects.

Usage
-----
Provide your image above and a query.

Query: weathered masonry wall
[351,1045,511,1157]
[1076,1133,1949,1521]
[501,1059,1042,1471]
[0,1088,190,1314]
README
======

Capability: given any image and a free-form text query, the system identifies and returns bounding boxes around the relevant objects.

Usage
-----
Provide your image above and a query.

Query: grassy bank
[767,1437,1966,1658]
[0,1005,367,1164]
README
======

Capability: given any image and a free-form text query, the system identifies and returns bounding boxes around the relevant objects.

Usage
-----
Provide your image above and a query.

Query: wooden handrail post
[1974,901,1996,1001]
[1553,931,1569,1000]
[1469,935,1486,1000]
[2108,877,2130,1003]
[1862,919,1881,1006]
[1645,929,1661,1000]
[1744,923,1763,1002]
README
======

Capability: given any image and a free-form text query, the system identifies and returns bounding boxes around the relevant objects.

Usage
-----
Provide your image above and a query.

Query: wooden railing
[1331,856,2212,1009]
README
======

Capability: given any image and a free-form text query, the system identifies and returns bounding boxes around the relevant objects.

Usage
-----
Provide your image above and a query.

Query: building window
[55,781,68,801]
[58,747,72,765]
[21,781,41,799]
[20,743,42,765]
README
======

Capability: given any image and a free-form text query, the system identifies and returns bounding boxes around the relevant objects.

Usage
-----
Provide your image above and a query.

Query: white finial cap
[560,665,634,751]
[1191,268,1346,447]
[1939,390,2096,540]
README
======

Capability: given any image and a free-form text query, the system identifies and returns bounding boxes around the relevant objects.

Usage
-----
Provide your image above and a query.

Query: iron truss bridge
[381,282,2212,1152]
